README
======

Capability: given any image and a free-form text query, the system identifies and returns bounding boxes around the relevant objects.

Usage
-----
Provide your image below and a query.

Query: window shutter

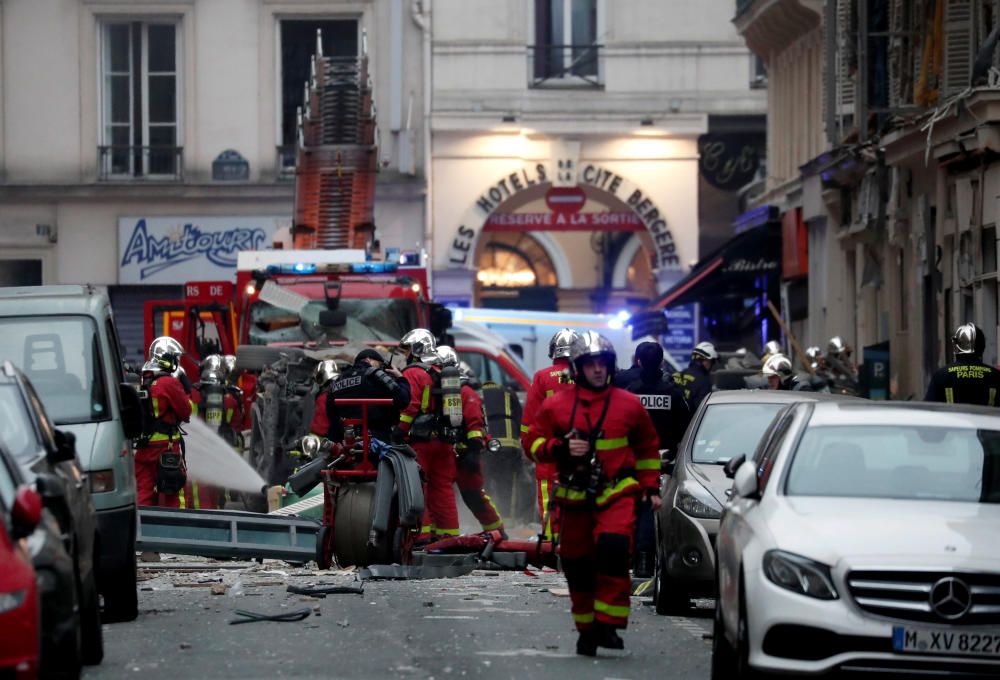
[888,0,914,108]
[942,0,974,98]
[837,0,857,111]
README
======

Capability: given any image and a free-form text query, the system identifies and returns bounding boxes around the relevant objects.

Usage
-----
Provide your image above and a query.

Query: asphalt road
[83,557,712,680]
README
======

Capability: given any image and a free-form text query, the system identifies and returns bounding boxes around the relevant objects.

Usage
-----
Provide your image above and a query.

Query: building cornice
[0,182,295,202]
[733,0,822,60]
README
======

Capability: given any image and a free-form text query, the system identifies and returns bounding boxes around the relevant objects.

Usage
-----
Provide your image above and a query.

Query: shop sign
[661,304,698,356]
[450,162,681,271]
[119,216,286,284]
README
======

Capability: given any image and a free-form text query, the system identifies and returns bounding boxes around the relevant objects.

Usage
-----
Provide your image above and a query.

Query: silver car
[714,401,1000,678]
[653,389,852,614]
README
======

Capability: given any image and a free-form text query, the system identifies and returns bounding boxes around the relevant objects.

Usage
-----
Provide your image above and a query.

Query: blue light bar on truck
[350,262,398,273]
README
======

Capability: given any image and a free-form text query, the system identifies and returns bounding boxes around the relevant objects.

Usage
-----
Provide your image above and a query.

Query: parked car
[0,285,145,622]
[0,482,42,679]
[0,441,83,678]
[653,390,854,614]
[713,401,1000,679]
[0,360,103,665]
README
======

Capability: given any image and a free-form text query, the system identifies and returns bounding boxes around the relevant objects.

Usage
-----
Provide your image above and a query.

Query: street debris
[286,583,364,597]
[229,607,313,625]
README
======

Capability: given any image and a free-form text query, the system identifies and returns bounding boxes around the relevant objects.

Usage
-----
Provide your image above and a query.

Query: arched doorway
[475,232,558,310]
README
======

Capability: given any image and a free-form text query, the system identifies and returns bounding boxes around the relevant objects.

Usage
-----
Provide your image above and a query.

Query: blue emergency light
[266,262,318,275]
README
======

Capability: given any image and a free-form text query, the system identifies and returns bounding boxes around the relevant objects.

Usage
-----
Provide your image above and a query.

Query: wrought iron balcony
[98,146,183,181]
[528,44,603,88]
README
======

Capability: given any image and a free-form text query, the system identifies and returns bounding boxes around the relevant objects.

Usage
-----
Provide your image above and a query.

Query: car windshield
[0,316,109,425]
[248,298,418,345]
[786,425,1000,503]
[0,385,38,464]
[690,402,785,464]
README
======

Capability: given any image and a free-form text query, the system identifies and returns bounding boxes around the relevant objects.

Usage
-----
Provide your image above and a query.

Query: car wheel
[653,551,690,615]
[43,566,82,679]
[80,556,104,665]
[102,520,138,623]
[711,595,737,680]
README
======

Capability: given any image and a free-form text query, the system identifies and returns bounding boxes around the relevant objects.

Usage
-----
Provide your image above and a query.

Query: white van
[449,307,681,376]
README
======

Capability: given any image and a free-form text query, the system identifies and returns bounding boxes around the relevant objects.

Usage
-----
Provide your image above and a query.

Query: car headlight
[676,482,722,519]
[89,469,116,493]
[763,550,838,600]
[0,590,26,614]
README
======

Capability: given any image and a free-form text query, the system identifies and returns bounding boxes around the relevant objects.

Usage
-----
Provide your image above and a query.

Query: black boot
[576,629,598,656]
[595,623,624,650]
[634,551,654,579]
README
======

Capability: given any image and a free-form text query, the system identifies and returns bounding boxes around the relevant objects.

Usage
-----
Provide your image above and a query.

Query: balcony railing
[98,146,183,181]
[528,44,603,88]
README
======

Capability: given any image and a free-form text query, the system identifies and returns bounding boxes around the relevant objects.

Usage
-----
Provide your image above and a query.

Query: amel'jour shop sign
[118,216,287,284]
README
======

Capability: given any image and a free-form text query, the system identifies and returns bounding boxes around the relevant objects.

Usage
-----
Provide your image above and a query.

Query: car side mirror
[723,454,747,479]
[732,460,759,500]
[11,486,43,540]
[118,382,144,439]
[48,430,76,464]
[318,310,347,327]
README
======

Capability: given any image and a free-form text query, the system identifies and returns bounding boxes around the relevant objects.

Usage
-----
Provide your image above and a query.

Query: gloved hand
[465,439,484,457]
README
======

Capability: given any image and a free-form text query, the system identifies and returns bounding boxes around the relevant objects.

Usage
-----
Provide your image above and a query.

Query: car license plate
[893,626,1000,657]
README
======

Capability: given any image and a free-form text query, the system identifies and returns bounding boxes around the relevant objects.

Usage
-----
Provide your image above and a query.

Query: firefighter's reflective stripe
[991,388,997,407]
[226,407,234,421]
[555,486,588,502]
[152,395,162,418]
[399,413,415,424]
[572,611,595,624]
[436,527,460,536]
[528,437,546,461]
[466,430,484,440]
[191,402,199,417]
[595,437,628,451]
[945,387,955,404]
[594,477,640,506]
[594,599,630,619]
[545,389,554,397]
[481,517,504,531]
[148,432,181,442]
[420,386,431,411]
[178,484,200,510]
[635,459,661,471]
[519,424,530,434]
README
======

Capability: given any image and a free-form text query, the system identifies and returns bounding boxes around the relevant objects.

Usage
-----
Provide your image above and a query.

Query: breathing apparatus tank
[440,363,463,428]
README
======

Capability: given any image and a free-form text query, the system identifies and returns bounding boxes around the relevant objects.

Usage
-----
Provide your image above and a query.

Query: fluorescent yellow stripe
[152,395,161,418]
[530,438,546,455]
[467,430,483,439]
[192,483,200,509]
[545,389,554,397]
[435,527,460,536]
[191,403,199,417]
[178,488,186,508]
[420,386,430,411]
[595,477,639,505]
[991,388,997,407]
[594,600,630,618]
[572,612,595,624]
[519,424,530,433]
[148,433,181,442]
[399,413,414,423]
[556,487,587,501]
[636,459,660,470]
[540,480,550,511]
[595,437,628,451]
[945,387,955,404]
[481,518,504,531]
[226,408,234,421]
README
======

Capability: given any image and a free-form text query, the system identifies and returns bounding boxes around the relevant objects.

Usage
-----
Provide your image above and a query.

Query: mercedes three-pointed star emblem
[929,577,972,620]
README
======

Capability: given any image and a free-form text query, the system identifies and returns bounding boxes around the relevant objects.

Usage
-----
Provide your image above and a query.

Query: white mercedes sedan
[713,401,1000,679]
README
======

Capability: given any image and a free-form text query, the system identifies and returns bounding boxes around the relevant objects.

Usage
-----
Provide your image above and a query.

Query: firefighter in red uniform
[308,360,341,439]
[394,329,460,541]
[135,338,192,508]
[526,331,660,656]
[184,355,238,509]
[436,346,505,536]
[520,328,579,539]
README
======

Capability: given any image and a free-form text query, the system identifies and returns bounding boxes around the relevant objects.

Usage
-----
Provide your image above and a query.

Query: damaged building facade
[735,0,1000,398]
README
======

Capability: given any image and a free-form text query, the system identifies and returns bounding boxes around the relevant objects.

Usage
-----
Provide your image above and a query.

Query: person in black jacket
[925,323,1000,406]
[622,341,692,578]
[325,349,411,445]
[672,342,717,412]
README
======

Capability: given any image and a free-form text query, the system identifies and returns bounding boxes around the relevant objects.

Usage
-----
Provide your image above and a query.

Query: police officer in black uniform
[325,349,411,444]
[620,341,692,578]
[925,323,1000,405]
[672,341,717,412]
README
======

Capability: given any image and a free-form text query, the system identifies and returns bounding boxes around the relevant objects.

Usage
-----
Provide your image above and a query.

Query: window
[278,20,358,172]
[532,0,600,86]
[100,21,180,179]
[690,402,785,465]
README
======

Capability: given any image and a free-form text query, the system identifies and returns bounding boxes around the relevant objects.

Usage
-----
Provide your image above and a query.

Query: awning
[652,222,781,309]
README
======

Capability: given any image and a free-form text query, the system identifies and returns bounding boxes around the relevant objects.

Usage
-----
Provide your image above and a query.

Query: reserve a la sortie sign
[118,216,287,284]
